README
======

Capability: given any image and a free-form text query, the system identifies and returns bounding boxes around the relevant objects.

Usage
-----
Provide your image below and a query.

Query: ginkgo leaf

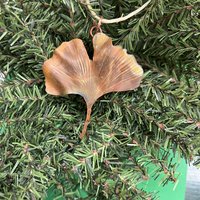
[43,33,143,139]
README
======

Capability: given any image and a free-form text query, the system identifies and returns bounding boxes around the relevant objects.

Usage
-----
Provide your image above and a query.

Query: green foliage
[0,0,199,199]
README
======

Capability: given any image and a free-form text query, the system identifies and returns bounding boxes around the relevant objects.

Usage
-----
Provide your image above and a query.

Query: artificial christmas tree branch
[0,0,199,199]
[83,0,151,24]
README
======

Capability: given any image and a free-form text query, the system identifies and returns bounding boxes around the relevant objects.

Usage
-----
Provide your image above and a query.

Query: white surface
[185,164,200,200]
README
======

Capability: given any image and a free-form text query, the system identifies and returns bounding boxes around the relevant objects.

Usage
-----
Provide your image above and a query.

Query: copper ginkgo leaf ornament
[43,33,143,139]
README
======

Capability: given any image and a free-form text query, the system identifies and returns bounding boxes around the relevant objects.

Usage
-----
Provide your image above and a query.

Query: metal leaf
[43,33,143,139]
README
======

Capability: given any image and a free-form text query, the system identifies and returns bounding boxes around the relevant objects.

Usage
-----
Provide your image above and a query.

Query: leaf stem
[80,106,92,139]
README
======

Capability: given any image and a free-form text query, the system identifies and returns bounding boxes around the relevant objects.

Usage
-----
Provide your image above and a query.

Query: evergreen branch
[0,0,199,198]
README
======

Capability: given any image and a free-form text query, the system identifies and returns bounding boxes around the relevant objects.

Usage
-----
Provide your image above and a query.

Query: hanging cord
[83,0,151,24]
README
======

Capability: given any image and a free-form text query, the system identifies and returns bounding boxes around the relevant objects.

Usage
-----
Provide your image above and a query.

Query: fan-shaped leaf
[43,33,143,139]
